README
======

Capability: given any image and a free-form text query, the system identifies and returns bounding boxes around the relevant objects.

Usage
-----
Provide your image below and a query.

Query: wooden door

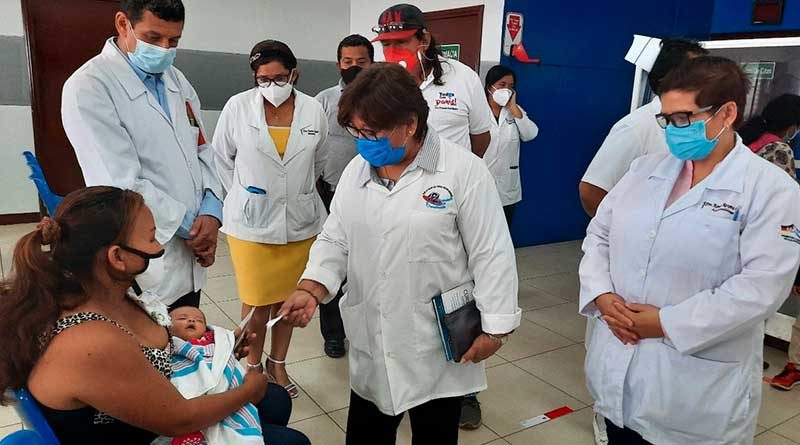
[424,6,484,72]
[22,0,120,196]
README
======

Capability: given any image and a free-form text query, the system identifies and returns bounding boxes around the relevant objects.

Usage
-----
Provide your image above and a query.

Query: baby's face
[170,306,208,341]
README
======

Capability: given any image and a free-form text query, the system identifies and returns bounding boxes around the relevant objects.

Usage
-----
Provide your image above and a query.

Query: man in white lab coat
[61,0,222,309]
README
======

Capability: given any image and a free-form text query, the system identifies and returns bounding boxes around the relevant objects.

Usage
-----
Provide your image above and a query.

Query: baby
[162,306,263,445]
[171,306,215,346]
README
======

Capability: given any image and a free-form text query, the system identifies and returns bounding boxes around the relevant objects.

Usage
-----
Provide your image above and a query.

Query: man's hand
[615,302,665,339]
[278,290,319,328]
[232,327,257,360]
[595,293,639,345]
[460,333,503,364]
[185,216,220,267]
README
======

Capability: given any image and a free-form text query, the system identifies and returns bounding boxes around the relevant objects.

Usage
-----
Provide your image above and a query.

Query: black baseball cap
[372,4,427,42]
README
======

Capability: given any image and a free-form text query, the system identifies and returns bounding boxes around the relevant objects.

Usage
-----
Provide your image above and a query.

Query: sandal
[267,355,299,399]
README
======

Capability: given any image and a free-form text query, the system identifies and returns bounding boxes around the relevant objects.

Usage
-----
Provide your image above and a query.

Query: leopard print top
[50,311,173,424]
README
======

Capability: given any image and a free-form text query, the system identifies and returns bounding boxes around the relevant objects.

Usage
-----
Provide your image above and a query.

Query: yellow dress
[228,126,316,307]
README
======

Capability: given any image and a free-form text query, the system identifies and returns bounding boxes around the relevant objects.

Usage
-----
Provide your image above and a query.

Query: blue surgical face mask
[126,23,177,74]
[784,127,800,143]
[355,131,407,167]
[665,110,726,161]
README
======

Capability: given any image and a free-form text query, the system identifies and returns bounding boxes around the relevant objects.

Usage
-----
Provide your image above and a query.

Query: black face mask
[341,65,364,84]
[120,245,165,275]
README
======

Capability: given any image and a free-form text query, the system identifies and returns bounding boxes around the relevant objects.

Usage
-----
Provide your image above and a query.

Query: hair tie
[37,217,62,246]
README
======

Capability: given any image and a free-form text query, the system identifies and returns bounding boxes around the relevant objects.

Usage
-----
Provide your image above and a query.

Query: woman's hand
[614,302,665,339]
[278,290,319,328]
[507,90,522,119]
[595,293,639,345]
[232,328,257,360]
[460,333,503,364]
[242,369,269,405]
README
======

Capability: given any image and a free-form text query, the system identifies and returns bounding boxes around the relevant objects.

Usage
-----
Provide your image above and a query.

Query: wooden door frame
[424,5,484,65]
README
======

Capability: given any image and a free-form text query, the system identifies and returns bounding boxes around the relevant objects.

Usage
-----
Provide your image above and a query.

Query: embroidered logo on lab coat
[435,92,458,110]
[300,125,320,136]
[701,201,736,215]
[422,185,454,209]
[781,225,800,245]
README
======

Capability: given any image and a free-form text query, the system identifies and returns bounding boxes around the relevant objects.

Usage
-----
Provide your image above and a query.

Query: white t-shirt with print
[421,57,494,150]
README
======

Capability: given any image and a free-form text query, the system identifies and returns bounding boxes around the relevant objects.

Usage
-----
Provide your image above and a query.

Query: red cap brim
[371,29,418,42]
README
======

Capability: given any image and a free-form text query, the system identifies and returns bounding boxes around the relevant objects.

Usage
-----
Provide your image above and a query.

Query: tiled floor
[2,228,800,443]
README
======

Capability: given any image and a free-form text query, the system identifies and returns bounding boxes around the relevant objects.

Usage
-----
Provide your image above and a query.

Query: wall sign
[503,12,524,56]
[439,44,461,60]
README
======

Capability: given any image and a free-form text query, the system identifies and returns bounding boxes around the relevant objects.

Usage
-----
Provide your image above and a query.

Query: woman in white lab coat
[278,64,521,445]
[483,65,539,226]
[580,56,800,445]
[213,40,327,398]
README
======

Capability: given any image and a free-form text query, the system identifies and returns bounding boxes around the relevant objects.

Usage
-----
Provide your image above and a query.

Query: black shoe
[324,339,346,358]
[459,395,482,430]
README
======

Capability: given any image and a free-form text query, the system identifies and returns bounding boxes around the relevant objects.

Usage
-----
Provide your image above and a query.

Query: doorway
[423,6,484,72]
[21,0,120,197]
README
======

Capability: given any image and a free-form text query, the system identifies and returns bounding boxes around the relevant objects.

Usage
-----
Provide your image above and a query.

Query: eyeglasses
[372,23,422,34]
[655,105,717,129]
[256,75,291,88]
[345,124,384,141]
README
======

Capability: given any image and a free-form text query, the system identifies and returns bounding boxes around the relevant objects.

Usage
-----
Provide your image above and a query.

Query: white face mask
[491,88,513,107]
[259,73,294,107]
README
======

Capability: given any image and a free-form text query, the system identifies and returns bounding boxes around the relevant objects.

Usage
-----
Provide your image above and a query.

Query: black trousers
[346,391,462,445]
[168,290,202,312]
[605,419,653,445]
[317,179,346,342]
[503,204,516,227]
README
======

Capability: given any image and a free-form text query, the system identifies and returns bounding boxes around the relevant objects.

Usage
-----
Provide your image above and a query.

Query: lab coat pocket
[289,192,319,231]
[636,341,747,439]
[685,213,740,271]
[339,299,371,357]
[407,210,459,263]
[414,301,443,355]
[241,185,270,228]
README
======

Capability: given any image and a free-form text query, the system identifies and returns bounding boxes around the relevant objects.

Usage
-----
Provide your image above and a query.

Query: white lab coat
[484,105,539,206]
[580,138,800,444]
[62,38,221,305]
[300,131,521,416]
[213,88,328,244]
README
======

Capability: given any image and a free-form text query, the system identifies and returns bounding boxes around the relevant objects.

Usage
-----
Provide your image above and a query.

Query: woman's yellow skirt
[227,235,315,307]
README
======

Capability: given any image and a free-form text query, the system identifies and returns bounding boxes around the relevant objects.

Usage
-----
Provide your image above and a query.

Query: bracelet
[484,332,510,346]
[296,288,321,305]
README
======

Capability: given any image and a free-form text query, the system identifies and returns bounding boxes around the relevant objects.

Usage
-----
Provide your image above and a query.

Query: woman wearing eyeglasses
[278,63,520,445]
[580,56,800,444]
[213,40,327,399]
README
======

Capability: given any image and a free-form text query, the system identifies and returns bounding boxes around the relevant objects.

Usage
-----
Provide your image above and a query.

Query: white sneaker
[593,412,609,445]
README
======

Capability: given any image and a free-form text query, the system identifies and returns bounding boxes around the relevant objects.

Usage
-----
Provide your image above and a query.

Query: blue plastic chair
[0,389,59,445]
[22,151,63,216]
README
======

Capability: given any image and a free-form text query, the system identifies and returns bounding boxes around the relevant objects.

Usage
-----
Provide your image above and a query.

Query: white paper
[266,314,284,330]
[440,282,475,314]
[232,307,256,351]
[520,415,550,428]
[624,35,662,72]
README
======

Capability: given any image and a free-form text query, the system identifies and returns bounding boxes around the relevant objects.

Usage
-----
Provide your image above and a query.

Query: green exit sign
[741,62,776,80]
[440,43,461,61]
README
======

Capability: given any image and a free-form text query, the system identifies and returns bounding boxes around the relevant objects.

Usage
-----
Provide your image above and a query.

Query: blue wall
[502,0,714,247]
[712,0,800,34]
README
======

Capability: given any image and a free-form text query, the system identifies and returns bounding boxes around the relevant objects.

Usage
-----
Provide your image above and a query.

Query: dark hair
[648,38,707,95]
[418,30,446,86]
[249,40,298,72]
[659,56,750,128]
[338,63,429,140]
[337,34,375,63]
[740,94,800,145]
[485,65,516,91]
[121,0,185,24]
[0,186,144,399]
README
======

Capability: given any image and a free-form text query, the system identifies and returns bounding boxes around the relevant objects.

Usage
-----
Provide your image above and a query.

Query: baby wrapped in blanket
[155,306,264,445]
